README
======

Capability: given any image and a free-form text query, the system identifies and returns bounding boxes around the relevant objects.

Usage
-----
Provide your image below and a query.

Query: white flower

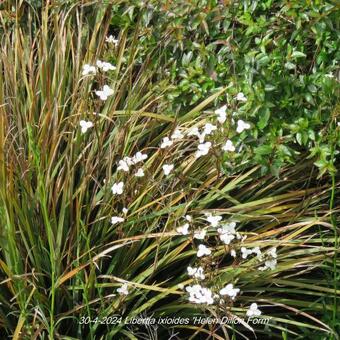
[123,156,134,166]
[185,215,192,222]
[268,247,277,258]
[176,223,190,235]
[236,119,251,133]
[217,222,237,245]
[230,249,236,257]
[222,140,235,152]
[132,151,148,164]
[105,35,119,45]
[252,247,262,259]
[111,216,124,225]
[218,222,237,234]
[259,258,277,271]
[194,229,206,240]
[265,258,277,270]
[162,164,174,176]
[197,244,211,257]
[135,168,145,177]
[241,247,253,259]
[96,60,116,72]
[79,120,94,134]
[122,207,128,214]
[111,182,124,195]
[236,92,247,102]
[186,284,214,304]
[160,137,173,149]
[187,266,197,276]
[205,213,222,228]
[171,128,184,140]
[117,283,129,295]
[246,303,261,317]
[188,127,206,142]
[117,159,130,172]
[82,64,96,76]
[95,85,114,100]
[203,123,217,135]
[195,142,212,158]
[187,127,200,137]
[219,283,240,300]
[195,267,205,280]
[187,266,205,280]
[215,105,227,124]
[219,233,235,245]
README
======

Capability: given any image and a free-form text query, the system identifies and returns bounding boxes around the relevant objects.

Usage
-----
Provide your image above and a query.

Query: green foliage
[110,0,340,176]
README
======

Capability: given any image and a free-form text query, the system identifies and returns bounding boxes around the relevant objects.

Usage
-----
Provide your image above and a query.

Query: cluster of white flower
[97,60,116,72]
[81,59,116,133]
[82,60,116,76]
[188,123,217,143]
[160,127,184,149]
[211,98,251,158]
[186,284,214,304]
[240,246,262,260]
[79,66,268,317]
[116,151,148,178]
[174,212,273,317]
[187,124,217,159]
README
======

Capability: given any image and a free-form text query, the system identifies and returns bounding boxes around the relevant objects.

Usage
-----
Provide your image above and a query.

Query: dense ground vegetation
[0,1,339,339]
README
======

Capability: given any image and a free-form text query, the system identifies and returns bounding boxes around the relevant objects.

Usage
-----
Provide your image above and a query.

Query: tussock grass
[0,2,339,339]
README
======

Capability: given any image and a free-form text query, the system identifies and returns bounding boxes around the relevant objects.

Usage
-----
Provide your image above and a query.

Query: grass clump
[0,1,339,339]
